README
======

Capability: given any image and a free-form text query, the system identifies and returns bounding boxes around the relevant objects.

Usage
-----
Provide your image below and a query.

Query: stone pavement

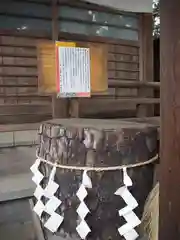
[0,124,40,240]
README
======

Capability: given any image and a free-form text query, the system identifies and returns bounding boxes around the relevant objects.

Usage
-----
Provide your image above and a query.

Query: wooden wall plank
[0,34,52,123]
[0,104,51,115]
[0,76,38,86]
[70,97,159,118]
[0,46,37,57]
[0,67,37,76]
[108,44,139,54]
[0,0,53,123]
[0,2,155,123]
[2,57,37,67]
[0,36,39,47]
[108,53,139,62]
[0,114,51,124]
[108,70,139,80]
[108,62,139,71]
[70,98,137,118]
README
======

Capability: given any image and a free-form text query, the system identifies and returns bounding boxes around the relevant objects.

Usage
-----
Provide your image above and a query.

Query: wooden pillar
[160,0,180,239]
[51,0,69,118]
[137,13,154,117]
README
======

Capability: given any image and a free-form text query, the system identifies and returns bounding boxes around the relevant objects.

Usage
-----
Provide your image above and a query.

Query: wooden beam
[0,104,51,115]
[160,0,180,239]
[138,13,154,117]
[80,97,160,105]
[51,0,69,118]
[0,123,40,132]
[109,80,160,89]
[58,31,139,47]
[0,104,51,124]
[71,98,159,117]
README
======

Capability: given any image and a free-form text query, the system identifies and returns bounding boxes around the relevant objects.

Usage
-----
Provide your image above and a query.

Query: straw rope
[36,154,158,172]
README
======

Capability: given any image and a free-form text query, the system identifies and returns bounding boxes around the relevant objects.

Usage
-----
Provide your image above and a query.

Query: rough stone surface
[0,146,37,240]
[0,200,36,240]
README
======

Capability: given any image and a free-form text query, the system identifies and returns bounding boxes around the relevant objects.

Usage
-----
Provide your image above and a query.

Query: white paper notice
[57,47,91,98]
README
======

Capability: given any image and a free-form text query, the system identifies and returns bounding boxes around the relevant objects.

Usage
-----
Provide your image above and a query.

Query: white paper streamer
[30,161,64,233]
[115,168,141,240]
[76,171,92,239]
[30,158,44,186]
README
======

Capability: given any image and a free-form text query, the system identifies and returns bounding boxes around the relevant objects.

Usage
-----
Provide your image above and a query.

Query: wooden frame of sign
[37,41,108,96]
[37,41,56,94]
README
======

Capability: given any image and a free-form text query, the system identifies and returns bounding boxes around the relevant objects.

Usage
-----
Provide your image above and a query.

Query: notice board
[37,41,108,97]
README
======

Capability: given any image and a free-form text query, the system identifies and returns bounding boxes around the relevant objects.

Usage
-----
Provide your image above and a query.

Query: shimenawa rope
[36,154,158,172]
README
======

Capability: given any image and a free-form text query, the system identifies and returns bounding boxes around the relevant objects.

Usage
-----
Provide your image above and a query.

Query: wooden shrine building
[0,0,159,124]
[1,0,180,239]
